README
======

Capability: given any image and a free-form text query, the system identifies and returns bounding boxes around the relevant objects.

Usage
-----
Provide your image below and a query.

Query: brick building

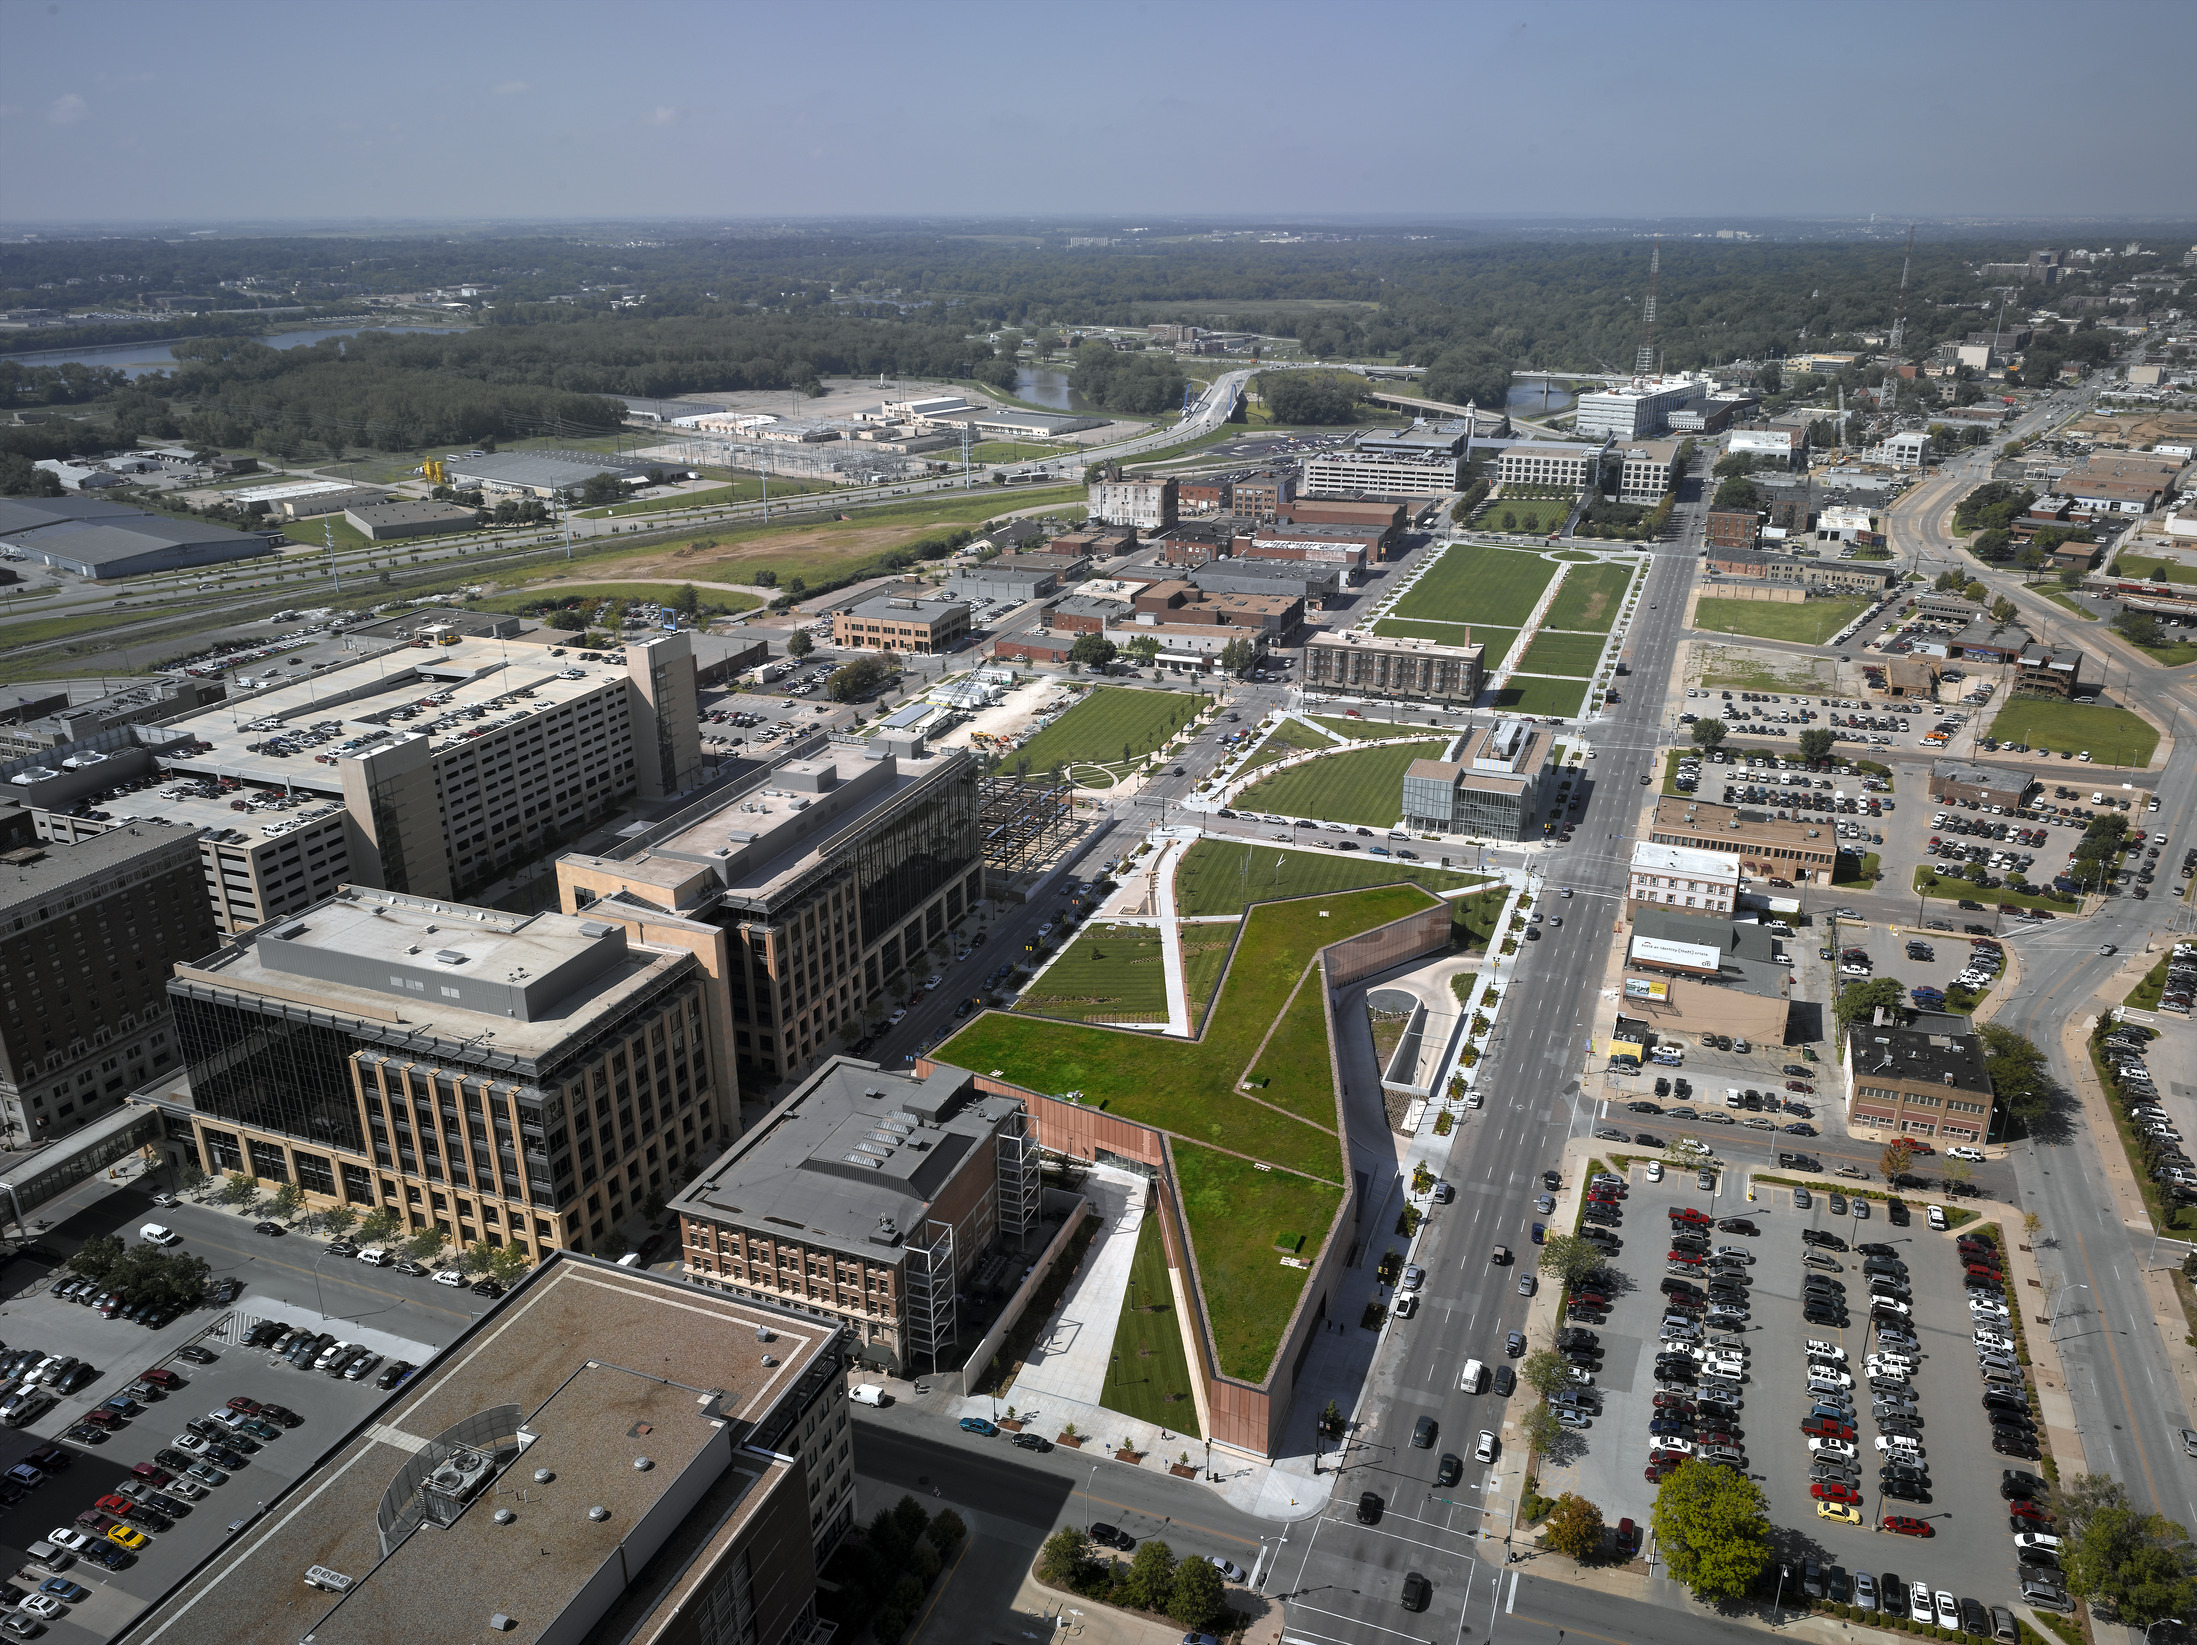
[1647,795,1837,881]
[833,595,972,655]
[1304,631,1483,705]
[1705,508,1762,549]
[1928,761,2033,812]
[1843,1007,1995,1144]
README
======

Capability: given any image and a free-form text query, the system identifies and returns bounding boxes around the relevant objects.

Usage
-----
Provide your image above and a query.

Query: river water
[1013,367,1093,412]
[1506,377,1576,414]
[5,324,466,378]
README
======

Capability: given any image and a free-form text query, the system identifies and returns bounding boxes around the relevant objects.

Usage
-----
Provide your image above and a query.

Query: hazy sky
[4,0,2191,227]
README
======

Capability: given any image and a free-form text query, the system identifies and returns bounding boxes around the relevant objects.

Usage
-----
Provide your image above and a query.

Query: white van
[354,1247,393,1267]
[0,1388,53,1427]
[1459,1359,1488,1394]
[850,1384,888,1407]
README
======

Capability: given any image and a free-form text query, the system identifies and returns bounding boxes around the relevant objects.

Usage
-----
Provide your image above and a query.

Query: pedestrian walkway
[1151,838,1192,1036]
[1003,1167,1147,1413]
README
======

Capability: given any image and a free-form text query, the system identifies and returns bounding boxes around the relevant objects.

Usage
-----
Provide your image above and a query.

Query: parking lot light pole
[1083,1463,1097,1534]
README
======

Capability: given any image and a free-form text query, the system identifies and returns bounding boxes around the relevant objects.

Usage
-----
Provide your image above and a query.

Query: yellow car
[1815,1501,1863,1527]
[107,1524,149,1550]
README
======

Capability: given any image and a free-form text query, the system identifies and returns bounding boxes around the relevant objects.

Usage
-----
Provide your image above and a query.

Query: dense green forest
[3,223,2186,466]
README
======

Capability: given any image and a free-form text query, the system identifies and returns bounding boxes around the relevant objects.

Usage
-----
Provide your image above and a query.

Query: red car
[1646,1459,1680,1483]
[1799,1419,1855,1440]
[138,1368,183,1390]
[1882,1515,1933,1538]
[225,1397,263,1416]
[2008,1499,2051,1524]
[1905,1142,1936,1156]
[1669,1209,1711,1225]
[81,1409,123,1428]
[1652,1394,1694,1413]
[1811,1483,1860,1504]
[1666,1251,1705,1266]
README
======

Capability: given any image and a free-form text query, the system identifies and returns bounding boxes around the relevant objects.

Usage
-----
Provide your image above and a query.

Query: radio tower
[1634,237,1661,379]
[1886,223,1916,355]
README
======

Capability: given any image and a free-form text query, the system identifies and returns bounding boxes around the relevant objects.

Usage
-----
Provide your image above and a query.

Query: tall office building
[559,747,983,1093]
[1573,377,1702,440]
[0,824,217,1147]
[33,631,703,934]
[121,1255,855,1645]
[142,886,732,1256]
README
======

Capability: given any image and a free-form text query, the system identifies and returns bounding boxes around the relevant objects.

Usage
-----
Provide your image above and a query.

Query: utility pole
[324,516,340,592]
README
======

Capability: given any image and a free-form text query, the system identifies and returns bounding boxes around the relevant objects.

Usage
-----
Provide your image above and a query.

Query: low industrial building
[1045,592,1130,635]
[1929,761,2033,813]
[1049,524,1138,560]
[1627,841,1740,914]
[1187,558,1343,604]
[1843,1006,1996,1144]
[991,632,1076,666]
[1117,579,1302,637]
[119,1255,854,1645]
[1701,546,1898,596]
[1619,906,1792,1047]
[1647,795,1837,882]
[0,676,222,759]
[0,494,276,580]
[1279,498,1406,535]
[446,449,659,499]
[942,566,1058,605]
[345,500,478,541]
[832,594,972,655]
[1240,521,1383,569]
[1398,719,1551,840]
[674,1056,1043,1376]
[1305,630,1484,705]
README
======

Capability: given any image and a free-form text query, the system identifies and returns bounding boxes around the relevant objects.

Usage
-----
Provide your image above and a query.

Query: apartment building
[124,1255,853,1645]
[1844,1008,1996,1144]
[832,595,972,655]
[1304,630,1484,705]
[1300,424,1467,499]
[558,748,983,1093]
[1229,470,1294,523]
[1627,840,1740,913]
[1647,795,1837,880]
[1496,441,1602,492]
[0,825,216,1149]
[39,633,703,929]
[674,1057,1041,1376]
[1089,475,1179,530]
[144,887,730,1258]
[1705,508,1762,550]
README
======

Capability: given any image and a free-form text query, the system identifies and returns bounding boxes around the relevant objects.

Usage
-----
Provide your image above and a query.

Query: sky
[4,0,2193,228]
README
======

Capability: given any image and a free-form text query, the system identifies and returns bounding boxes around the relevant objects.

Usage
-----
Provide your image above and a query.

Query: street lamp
[1774,1561,1791,1627]
[1083,1463,1098,1533]
[2048,1282,2091,1342]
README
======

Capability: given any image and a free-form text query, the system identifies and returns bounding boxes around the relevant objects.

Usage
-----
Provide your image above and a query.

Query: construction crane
[1634,237,1661,379]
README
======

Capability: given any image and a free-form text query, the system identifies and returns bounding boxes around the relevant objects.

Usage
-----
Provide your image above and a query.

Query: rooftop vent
[490,1618,516,1634]
[492,1508,515,1525]
[277,921,308,939]
[633,1456,654,1472]
[761,1354,779,1367]
[754,1324,775,1344]
[588,1506,610,1523]
[434,949,468,966]
[533,1467,554,1483]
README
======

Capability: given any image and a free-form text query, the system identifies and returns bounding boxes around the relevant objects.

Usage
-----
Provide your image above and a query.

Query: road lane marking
[1505,1569,1519,1612]
[1086,1492,1259,1547]
[1285,1602,1446,1641]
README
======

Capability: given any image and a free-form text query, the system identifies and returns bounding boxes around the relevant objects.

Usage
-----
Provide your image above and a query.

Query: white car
[1645,1160,1664,1182]
[1875,1434,1924,1457]
[1807,1369,1853,1389]
[1805,1340,1846,1361]
[1475,1429,1498,1463]
[1392,1294,1417,1319]
[1976,1330,2015,1352]
[138,1223,181,1247]
[45,1528,90,1552]
[19,1594,64,1619]
[1714,1246,1754,1264]
[1808,1437,1857,1460]
[432,1269,468,1287]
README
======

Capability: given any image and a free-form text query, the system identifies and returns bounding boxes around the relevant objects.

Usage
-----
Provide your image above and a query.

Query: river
[1012,367,1093,413]
[5,324,468,379]
[1506,377,1576,414]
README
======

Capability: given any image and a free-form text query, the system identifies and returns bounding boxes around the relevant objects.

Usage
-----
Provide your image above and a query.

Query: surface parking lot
[0,1282,421,1638]
[1545,1166,2050,1627]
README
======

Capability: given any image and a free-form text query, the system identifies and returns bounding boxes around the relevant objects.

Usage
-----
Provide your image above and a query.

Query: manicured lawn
[1369,619,1520,664]
[936,883,1437,1183]
[2113,555,2197,584]
[1540,562,1635,633]
[1241,716,1337,772]
[1232,739,1447,828]
[1311,714,1455,742]
[2041,592,2099,620]
[1395,542,1560,627]
[1988,698,2158,767]
[1911,864,2081,914]
[1513,630,1608,678]
[1491,675,1590,717]
[1014,686,1212,784]
[1014,925,1172,1023]
[1252,980,1346,1127]
[1691,597,1872,645]
[1180,923,1238,1032]
[1098,1211,1202,1434]
[1173,1142,1346,1382]
[1173,839,1489,916]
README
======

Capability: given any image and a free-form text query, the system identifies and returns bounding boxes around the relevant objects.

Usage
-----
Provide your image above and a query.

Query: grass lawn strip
[1179,923,1238,1032]
[1172,839,1487,915]
[1368,618,1522,664]
[1014,685,1212,784]
[1246,972,1345,1128]
[1013,924,1170,1023]
[1097,1209,1202,1435]
[1690,596,1871,645]
[1514,629,1608,678]
[1539,561,1635,633]
[469,580,763,615]
[1232,738,1447,828]
[935,884,1438,1181]
[1241,717,1339,773]
[1491,675,1591,718]
[1910,864,2080,916]
[1987,697,2158,767]
[1172,1142,1346,1383]
[1394,542,1560,627]
[1311,715,1457,743]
